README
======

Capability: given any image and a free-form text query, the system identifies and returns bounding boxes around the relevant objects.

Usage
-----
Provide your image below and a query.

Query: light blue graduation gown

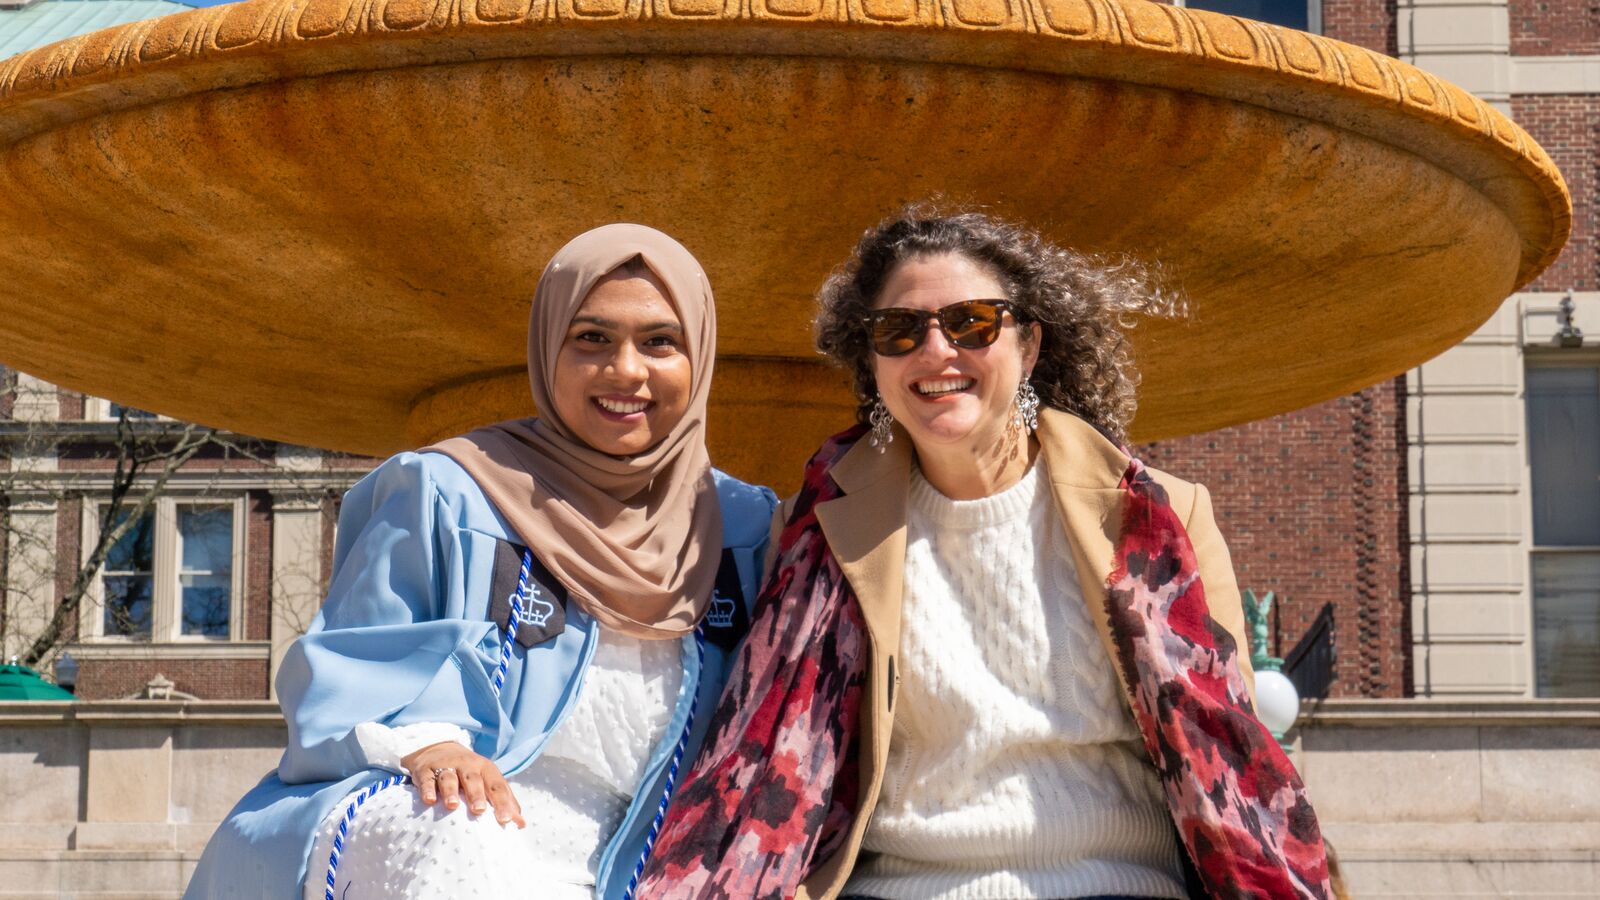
[184,451,775,899]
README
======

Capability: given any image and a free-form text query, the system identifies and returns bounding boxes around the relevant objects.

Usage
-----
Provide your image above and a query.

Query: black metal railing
[1284,603,1336,701]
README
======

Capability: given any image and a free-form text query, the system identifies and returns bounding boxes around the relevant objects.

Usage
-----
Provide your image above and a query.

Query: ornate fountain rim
[0,0,1571,289]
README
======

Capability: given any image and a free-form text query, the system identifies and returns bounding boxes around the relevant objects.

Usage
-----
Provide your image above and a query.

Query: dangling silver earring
[1013,381,1041,433]
[869,397,895,450]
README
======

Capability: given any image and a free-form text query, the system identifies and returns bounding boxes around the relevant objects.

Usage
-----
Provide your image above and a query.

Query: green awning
[0,662,74,700]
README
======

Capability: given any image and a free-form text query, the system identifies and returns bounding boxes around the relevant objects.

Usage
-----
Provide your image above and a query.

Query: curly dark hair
[814,206,1185,444]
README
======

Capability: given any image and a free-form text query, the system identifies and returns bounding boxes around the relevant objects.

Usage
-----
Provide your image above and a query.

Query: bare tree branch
[21,413,213,666]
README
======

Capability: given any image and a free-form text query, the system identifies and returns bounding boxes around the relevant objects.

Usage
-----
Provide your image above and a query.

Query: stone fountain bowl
[0,0,1569,488]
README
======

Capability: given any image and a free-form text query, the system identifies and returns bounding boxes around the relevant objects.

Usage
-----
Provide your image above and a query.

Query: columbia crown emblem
[706,592,736,629]
[523,582,557,629]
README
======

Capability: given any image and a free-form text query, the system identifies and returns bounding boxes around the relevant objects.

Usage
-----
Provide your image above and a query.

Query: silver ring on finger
[431,766,455,779]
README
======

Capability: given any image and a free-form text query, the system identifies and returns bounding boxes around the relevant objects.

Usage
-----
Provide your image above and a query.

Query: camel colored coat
[795,408,1257,900]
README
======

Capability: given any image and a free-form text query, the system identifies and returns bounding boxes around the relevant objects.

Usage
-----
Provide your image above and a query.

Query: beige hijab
[425,224,721,639]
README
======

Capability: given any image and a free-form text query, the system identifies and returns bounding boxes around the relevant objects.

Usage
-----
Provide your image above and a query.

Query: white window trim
[87,396,168,423]
[1170,0,1323,34]
[78,496,247,643]
[1524,357,1600,698]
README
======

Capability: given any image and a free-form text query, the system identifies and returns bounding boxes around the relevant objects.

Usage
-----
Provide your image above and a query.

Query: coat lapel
[1036,409,1139,716]
[812,411,1137,715]
[811,425,912,876]
[813,428,913,657]
[797,412,1146,900]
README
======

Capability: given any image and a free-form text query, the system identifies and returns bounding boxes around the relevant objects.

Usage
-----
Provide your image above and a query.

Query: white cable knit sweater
[844,460,1187,900]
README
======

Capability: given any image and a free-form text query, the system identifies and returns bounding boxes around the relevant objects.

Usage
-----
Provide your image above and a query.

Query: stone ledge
[0,825,75,852]
[1301,698,1600,728]
[0,849,199,898]
[66,641,272,661]
[0,700,282,726]
[70,824,177,852]
[1323,821,1600,854]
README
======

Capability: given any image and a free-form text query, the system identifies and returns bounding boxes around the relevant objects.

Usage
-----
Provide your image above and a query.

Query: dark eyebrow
[569,315,683,334]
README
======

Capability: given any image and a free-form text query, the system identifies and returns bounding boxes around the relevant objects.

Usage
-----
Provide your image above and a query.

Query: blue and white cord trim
[492,551,531,695]
[621,625,706,900]
[321,548,533,900]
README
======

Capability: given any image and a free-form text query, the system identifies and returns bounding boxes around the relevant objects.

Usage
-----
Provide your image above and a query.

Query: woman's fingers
[399,744,521,827]
[462,769,489,815]
[486,778,526,828]
[436,767,462,810]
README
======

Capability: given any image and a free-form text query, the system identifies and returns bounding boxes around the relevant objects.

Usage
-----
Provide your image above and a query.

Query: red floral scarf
[638,427,1331,899]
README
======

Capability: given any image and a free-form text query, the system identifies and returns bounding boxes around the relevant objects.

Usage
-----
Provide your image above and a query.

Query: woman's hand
[401,741,526,828]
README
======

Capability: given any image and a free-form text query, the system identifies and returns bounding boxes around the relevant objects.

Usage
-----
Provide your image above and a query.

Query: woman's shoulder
[351,451,483,501]
[1140,463,1207,524]
[346,451,508,535]
[711,468,778,549]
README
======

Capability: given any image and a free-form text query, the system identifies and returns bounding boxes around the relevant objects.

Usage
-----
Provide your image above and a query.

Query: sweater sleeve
[1184,482,1257,703]
[351,721,475,774]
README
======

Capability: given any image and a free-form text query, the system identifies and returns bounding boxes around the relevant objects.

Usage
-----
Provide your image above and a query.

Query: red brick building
[1161,0,1598,699]
[0,374,370,701]
[1,0,1594,708]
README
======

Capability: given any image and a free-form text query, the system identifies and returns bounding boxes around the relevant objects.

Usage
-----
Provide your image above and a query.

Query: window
[1526,365,1600,697]
[1176,0,1320,33]
[108,403,158,420]
[82,498,245,642]
[89,396,161,421]
[178,506,234,637]
[101,511,155,638]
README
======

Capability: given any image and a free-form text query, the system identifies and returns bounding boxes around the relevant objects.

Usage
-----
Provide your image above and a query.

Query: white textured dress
[304,629,682,900]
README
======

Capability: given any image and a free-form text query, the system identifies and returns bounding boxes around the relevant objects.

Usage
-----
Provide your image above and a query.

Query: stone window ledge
[0,699,282,725]
[65,640,270,661]
[1301,697,1600,728]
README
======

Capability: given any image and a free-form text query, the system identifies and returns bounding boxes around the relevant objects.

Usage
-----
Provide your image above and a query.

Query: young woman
[185,224,775,899]
[640,210,1332,899]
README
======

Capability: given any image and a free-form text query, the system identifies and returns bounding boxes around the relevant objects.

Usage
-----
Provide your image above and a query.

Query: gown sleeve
[274,453,506,784]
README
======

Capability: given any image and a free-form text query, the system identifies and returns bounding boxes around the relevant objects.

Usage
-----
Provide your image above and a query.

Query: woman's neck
[915,431,1040,501]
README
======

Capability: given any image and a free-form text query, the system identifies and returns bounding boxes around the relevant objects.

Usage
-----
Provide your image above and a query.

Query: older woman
[185,225,775,899]
[640,210,1331,899]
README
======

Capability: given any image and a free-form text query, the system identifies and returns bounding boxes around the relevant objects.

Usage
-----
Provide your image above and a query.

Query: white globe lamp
[1241,590,1303,750]
[1254,668,1302,740]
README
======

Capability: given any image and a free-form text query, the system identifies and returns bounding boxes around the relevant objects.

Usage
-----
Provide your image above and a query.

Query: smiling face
[869,252,1040,457]
[550,266,693,457]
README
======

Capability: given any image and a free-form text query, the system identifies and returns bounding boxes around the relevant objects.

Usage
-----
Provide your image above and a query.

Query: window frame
[1524,353,1600,698]
[79,495,247,643]
[87,396,165,423]
[1171,0,1323,34]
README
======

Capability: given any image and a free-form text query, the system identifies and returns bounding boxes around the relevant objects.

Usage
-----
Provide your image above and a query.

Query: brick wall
[1136,379,1411,698]
[74,657,269,700]
[247,491,271,642]
[1511,0,1600,55]
[1322,0,1398,54]
[1513,94,1599,293]
[0,504,9,646]
[54,497,81,645]
[56,390,84,421]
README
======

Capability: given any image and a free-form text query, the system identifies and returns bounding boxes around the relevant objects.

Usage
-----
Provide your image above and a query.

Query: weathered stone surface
[0,0,1571,490]
[5,699,1600,895]
[0,723,82,830]
[1300,724,1484,822]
